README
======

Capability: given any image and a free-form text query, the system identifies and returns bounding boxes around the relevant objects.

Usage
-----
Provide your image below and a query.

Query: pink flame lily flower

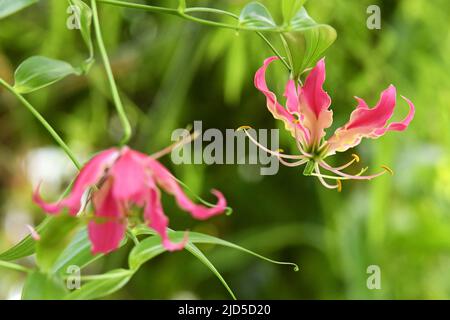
[241,56,415,190]
[33,146,227,254]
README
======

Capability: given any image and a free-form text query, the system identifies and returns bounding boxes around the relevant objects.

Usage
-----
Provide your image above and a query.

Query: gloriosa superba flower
[240,57,415,191]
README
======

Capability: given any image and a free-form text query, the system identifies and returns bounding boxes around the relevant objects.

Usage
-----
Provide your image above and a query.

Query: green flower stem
[98,0,178,15]
[303,160,315,176]
[126,228,140,246]
[97,0,291,71]
[97,0,283,32]
[257,33,292,71]
[0,78,81,169]
[91,0,132,146]
[0,260,31,273]
[184,7,238,18]
[77,270,133,281]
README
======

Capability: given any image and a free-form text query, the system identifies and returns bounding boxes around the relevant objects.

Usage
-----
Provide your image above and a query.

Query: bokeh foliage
[0,0,449,299]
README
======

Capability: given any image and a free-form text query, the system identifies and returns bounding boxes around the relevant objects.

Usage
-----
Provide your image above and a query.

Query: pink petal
[255,56,310,143]
[145,188,187,251]
[88,179,126,254]
[346,85,397,130]
[298,58,333,145]
[147,159,227,220]
[284,79,300,115]
[327,86,415,154]
[373,95,415,135]
[32,183,66,214]
[301,58,332,118]
[109,147,148,201]
[33,148,119,215]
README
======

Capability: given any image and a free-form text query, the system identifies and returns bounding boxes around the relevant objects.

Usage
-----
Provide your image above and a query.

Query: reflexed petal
[298,58,332,145]
[88,179,126,254]
[255,56,310,144]
[32,183,66,214]
[33,148,119,215]
[147,159,227,220]
[346,85,397,130]
[327,85,415,154]
[110,147,148,201]
[145,188,187,251]
[373,95,415,136]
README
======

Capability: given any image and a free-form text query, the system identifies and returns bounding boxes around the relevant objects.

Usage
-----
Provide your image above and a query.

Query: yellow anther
[277,148,285,153]
[381,165,394,176]
[293,119,300,124]
[352,153,360,163]
[237,125,253,131]
[337,180,342,192]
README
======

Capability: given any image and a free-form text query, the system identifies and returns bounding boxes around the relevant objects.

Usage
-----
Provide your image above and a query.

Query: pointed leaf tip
[14,56,79,93]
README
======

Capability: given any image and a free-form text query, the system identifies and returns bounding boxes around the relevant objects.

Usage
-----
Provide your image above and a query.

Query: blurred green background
[0,0,449,299]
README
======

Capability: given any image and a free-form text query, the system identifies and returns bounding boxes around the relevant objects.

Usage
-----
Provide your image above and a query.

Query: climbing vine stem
[91,0,132,146]
[0,78,81,169]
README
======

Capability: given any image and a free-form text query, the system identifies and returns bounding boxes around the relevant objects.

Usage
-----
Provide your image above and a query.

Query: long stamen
[292,120,312,157]
[318,163,369,180]
[314,163,341,190]
[237,126,305,160]
[320,161,392,180]
[268,88,310,144]
[278,156,308,167]
[311,171,363,181]
[150,130,200,160]
[26,224,41,241]
[381,165,394,176]
[337,179,342,192]
[324,154,360,171]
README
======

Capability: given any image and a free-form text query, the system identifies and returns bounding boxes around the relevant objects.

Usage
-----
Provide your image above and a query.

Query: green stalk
[0,78,81,169]
[91,0,132,146]
[0,260,31,273]
[78,270,133,281]
[98,0,178,15]
[258,33,292,71]
[96,0,277,32]
[303,160,315,176]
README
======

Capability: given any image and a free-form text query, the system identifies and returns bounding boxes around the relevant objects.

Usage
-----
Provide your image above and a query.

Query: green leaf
[283,7,336,76]
[0,217,51,261]
[52,227,128,275]
[0,183,77,262]
[289,7,328,31]
[13,56,80,93]
[282,0,306,24]
[183,243,237,300]
[68,0,94,71]
[185,231,300,271]
[36,215,81,273]
[22,271,67,300]
[239,2,276,30]
[0,0,38,19]
[129,234,236,299]
[134,226,299,271]
[64,269,132,300]
[128,236,166,270]
[130,227,297,300]
[51,228,101,275]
